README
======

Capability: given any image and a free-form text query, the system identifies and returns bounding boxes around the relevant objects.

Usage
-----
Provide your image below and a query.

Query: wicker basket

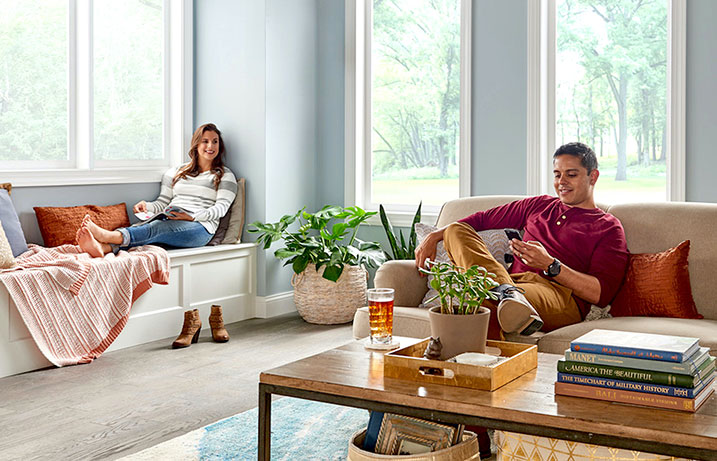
[292,264,368,324]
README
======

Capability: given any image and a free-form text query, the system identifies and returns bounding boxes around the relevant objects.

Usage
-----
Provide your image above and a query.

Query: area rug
[121,398,369,460]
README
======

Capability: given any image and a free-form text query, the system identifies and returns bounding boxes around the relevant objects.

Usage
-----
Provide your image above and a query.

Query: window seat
[0,242,257,378]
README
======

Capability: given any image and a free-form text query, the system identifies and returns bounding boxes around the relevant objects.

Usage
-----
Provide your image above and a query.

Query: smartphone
[504,228,522,241]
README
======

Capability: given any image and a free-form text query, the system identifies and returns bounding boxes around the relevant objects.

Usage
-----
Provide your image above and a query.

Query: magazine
[134,205,192,224]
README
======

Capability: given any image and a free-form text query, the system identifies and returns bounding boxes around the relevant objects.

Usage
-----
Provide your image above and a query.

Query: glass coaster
[362,338,400,351]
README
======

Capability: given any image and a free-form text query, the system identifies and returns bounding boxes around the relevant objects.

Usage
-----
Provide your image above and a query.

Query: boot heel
[191,327,201,344]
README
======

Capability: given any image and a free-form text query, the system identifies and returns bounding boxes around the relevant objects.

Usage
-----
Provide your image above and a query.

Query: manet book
[557,357,716,388]
[564,346,712,375]
[555,381,715,413]
[556,372,714,399]
[570,329,700,363]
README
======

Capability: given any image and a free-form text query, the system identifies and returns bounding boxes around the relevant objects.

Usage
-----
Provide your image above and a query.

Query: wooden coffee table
[258,337,717,460]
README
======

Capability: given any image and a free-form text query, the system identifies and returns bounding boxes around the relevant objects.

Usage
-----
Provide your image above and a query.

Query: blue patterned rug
[122,398,369,460]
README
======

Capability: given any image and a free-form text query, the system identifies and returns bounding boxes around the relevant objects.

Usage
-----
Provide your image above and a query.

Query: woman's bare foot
[81,214,123,244]
[77,227,107,258]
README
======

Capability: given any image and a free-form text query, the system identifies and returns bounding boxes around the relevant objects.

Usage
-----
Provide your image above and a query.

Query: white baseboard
[255,291,296,318]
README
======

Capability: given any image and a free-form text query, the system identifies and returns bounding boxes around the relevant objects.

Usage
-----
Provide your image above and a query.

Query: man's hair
[553,142,598,173]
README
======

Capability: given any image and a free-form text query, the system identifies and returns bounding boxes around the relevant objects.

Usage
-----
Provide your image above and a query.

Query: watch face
[549,260,561,276]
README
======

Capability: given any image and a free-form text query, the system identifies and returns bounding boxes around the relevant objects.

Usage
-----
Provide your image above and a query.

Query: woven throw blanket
[0,244,170,367]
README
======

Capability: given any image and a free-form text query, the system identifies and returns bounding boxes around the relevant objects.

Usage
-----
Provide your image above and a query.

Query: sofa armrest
[374,260,428,307]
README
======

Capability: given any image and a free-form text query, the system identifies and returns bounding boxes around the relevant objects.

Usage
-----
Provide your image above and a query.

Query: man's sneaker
[492,284,544,336]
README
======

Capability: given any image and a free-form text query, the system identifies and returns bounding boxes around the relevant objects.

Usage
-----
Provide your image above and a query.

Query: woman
[76,123,237,258]
[76,123,236,347]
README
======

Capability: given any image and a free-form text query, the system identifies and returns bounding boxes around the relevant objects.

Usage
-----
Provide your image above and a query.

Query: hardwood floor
[0,313,353,460]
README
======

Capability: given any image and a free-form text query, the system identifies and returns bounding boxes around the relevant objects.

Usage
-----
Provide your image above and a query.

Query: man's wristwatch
[543,258,561,277]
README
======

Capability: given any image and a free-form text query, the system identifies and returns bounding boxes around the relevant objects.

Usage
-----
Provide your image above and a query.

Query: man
[414,142,629,339]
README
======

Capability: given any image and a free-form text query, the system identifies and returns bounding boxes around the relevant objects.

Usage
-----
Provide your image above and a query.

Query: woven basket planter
[292,264,368,324]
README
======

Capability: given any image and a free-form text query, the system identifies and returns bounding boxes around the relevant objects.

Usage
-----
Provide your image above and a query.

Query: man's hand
[509,239,553,271]
[414,227,446,275]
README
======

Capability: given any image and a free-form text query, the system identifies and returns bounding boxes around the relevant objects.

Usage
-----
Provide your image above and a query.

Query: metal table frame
[258,382,715,460]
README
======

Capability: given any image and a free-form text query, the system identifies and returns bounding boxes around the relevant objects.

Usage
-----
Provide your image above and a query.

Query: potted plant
[419,260,500,359]
[378,202,421,260]
[249,205,386,324]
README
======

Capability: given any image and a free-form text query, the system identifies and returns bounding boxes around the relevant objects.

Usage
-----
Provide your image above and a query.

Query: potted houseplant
[249,205,385,324]
[419,260,500,359]
[378,202,421,260]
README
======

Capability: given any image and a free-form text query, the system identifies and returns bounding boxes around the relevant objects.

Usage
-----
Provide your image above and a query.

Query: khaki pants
[443,222,582,340]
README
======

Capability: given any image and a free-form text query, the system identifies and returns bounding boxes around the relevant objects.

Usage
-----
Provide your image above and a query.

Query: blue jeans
[117,220,213,250]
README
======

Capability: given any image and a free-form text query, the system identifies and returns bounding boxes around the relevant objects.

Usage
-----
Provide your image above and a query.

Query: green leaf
[379,204,401,259]
[274,249,302,260]
[408,201,422,251]
[322,264,343,282]
[292,254,309,274]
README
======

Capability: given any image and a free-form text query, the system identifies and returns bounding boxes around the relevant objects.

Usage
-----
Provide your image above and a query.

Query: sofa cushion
[34,203,130,247]
[0,187,29,257]
[611,240,701,319]
[536,317,717,355]
[353,305,431,340]
[220,177,246,244]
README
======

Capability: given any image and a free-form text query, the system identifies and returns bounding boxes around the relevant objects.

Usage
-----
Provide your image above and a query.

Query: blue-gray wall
[6,0,717,298]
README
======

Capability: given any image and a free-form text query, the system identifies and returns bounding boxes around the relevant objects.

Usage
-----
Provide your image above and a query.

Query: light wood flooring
[0,313,354,460]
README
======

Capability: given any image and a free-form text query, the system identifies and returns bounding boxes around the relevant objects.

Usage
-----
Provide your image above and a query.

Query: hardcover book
[570,329,700,363]
[564,347,712,375]
[555,381,715,413]
[556,372,714,398]
[557,357,716,388]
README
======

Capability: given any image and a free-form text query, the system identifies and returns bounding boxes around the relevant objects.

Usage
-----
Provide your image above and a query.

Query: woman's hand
[133,201,148,213]
[167,211,194,221]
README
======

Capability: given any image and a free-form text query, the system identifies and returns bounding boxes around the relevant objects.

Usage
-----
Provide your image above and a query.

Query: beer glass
[367,288,394,345]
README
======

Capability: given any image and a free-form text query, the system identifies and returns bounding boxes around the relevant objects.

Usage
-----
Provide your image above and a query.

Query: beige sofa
[353,196,717,355]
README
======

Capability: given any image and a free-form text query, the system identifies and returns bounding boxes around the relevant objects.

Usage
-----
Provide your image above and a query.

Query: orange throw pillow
[610,240,702,319]
[34,203,130,247]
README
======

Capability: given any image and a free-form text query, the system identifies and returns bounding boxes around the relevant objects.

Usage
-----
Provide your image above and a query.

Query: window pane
[94,0,163,161]
[371,0,460,207]
[0,0,68,162]
[556,0,668,203]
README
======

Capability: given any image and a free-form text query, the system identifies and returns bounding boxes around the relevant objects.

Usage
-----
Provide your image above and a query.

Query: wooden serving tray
[384,339,537,391]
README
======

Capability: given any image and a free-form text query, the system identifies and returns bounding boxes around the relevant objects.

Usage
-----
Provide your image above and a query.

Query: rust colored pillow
[34,203,130,247]
[610,240,702,319]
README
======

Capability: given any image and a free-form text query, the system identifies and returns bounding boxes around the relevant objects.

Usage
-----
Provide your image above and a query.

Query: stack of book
[555,329,716,413]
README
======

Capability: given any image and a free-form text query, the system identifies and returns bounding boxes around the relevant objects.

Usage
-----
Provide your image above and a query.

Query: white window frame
[527,0,686,201]
[345,0,472,226]
[3,0,193,188]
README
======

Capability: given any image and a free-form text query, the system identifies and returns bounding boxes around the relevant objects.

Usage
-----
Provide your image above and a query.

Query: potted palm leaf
[419,260,499,359]
[249,205,385,324]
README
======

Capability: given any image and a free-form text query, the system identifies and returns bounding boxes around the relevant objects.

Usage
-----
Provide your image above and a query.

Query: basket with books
[555,329,716,413]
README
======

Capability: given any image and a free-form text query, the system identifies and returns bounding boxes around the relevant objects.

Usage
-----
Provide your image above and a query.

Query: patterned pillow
[610,240,702,319]
[34,203,130,247]
[0,224,16,269]
[415,223,513,309]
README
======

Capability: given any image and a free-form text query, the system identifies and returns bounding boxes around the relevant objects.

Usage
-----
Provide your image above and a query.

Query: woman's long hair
[172,123,226,190]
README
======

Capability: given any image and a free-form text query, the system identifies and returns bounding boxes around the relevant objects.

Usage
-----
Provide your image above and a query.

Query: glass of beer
[367,288,394,345]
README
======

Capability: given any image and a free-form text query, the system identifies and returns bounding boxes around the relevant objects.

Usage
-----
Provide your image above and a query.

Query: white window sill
[2,168,168,188]
[364,209,439,228]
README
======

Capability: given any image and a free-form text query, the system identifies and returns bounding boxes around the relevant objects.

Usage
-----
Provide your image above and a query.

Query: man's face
[553,154,599,208]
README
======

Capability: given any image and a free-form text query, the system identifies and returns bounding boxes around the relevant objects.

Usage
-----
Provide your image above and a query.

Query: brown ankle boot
[209,305,229,343]
[172,309,201,349]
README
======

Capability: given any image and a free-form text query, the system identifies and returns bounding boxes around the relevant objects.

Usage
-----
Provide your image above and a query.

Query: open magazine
[134,205,193,224]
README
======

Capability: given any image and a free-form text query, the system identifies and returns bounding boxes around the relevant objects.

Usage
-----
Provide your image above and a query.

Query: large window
[0,0,192,186]
[528,0,685,203]
[346,0,471,220]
